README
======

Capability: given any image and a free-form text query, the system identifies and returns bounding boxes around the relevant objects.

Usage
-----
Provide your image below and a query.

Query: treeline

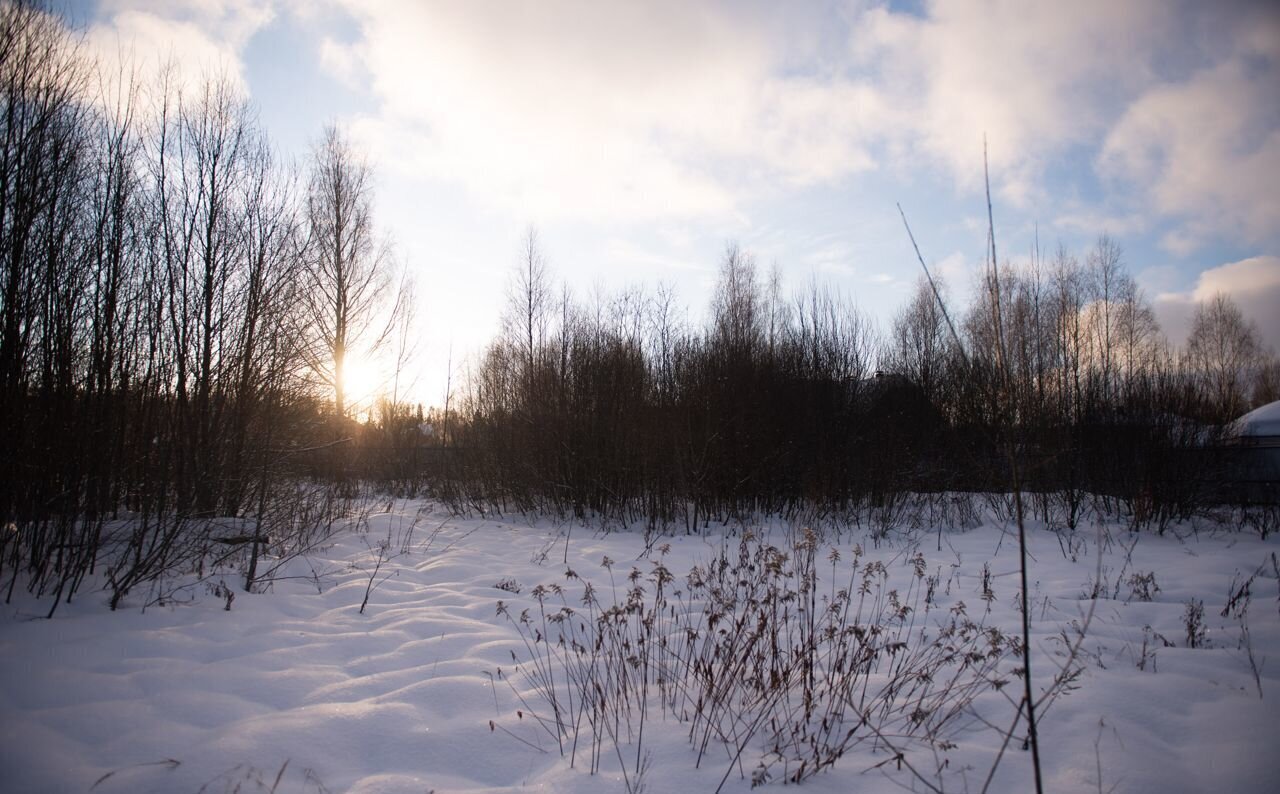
[440,232,1277,532]
[0,3,406,612]
[3,2,1275,611]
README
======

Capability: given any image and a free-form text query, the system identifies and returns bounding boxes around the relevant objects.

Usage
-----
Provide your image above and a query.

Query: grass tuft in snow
[498,528,1025,791]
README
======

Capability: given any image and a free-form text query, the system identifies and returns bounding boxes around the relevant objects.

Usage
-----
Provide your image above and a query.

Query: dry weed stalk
[499,531,1021,790]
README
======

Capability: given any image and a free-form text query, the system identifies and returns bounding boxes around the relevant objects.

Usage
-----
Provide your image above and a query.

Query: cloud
[1101,56,1280,255]
[339,0,1178,221]
[84,0,275,100]
[602,237,705,275]
[79,0,1280,264]
[317,36,363,89]
[327,0,900,223]
[935,252,974,289]
[332,0,1192,222]
[99,0,274,45]
[1153,256,1280,350]
[85,0,1277,251]
[853,0,1280,253]
[1053,208,1148,238]
[805,240,857,275]
[851,0,1173,203]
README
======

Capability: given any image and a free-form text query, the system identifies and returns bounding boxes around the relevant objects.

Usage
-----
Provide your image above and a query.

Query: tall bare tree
[503,225,551,398]
[0,0,90,523]
[300,124,399,418]
[1186,292,1263,421]
[711,243,761,356]
[889,275,952,406]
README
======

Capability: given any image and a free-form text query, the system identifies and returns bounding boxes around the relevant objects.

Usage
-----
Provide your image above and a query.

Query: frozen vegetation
[2,498,1277,793]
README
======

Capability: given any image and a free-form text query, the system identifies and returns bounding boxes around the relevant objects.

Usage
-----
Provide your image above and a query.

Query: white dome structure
[1226,400,1280,506]
[1231,400,1280,442]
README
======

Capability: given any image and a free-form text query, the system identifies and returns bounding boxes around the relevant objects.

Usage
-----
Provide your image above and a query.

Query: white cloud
[1101,58,1280,254]
[852,0,1280,254]
[339,0,1176,222]
[805,240,857,275]
[852,0,1171,204]
[1154,256,1280,351]
[336,0,1186,222]
[602,237,705,275]
[317,36,363,89]
[1191,256,1280,301]
[328,0,899,223]
[84,0,275,101]
[1053,208,1148,239]
[73,0,1280,256]
[99,0,273,46]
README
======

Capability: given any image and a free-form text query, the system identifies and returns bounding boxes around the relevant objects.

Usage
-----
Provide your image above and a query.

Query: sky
[61,0,1280,410]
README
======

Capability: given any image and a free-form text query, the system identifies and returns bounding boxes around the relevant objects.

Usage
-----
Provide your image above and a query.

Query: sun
[340,354,388,416]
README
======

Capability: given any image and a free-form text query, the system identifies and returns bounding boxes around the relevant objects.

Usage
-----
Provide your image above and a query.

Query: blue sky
[67,0,1280,408]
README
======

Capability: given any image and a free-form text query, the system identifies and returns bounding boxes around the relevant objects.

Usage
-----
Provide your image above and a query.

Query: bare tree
[1114,276,1164,402]
[1253,353,1280,407]
[1086,235,1125,402]
[147,72,263,514]
[889,275,952,405]
[1050,246,1087,423]
[1185,293,1263,421]
[711,243,761,356]
[646,281,681,403]
[503,225,551,397]
[0,7,405,610]
[300,124,400,419]
[0,0,91,523]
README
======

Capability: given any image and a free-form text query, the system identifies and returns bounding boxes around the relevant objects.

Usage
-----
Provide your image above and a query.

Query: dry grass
[498,529,1021,791]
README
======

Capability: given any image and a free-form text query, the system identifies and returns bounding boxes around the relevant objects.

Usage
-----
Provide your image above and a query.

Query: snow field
[1,501,1278,793]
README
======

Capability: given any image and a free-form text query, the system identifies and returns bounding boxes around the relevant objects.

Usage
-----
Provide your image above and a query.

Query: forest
[2,0,1277,618]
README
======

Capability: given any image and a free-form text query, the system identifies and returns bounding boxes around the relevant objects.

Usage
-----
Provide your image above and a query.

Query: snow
[2,501,1279,793]
[1232,399,1280,438]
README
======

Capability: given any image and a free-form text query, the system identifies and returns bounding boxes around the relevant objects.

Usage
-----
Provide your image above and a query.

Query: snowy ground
[2,500,1278,793]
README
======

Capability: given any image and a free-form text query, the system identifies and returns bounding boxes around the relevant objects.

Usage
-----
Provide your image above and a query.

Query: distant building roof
[1231,400,1280,439]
